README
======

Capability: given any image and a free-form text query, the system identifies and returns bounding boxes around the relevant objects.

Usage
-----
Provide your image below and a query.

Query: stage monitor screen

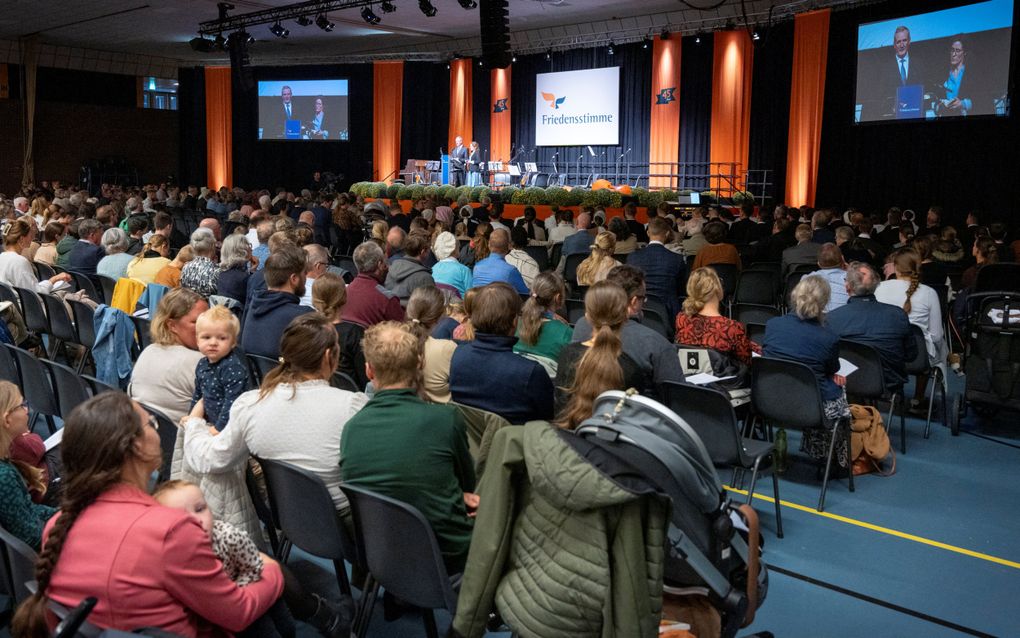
[855,0,1013,123]
[257,79,349,140]
[535,67,620,146]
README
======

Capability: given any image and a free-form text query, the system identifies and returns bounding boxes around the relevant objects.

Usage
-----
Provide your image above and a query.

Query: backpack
[575,390,767,637]
[849,404,895,476]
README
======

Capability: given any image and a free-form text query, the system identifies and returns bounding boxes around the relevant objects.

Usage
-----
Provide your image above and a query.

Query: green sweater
[0,461,56,550]
[339,389,476,572]
[513,318,572,362]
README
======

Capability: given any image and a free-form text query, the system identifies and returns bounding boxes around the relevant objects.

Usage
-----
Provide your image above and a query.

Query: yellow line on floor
[724,485,1020,570]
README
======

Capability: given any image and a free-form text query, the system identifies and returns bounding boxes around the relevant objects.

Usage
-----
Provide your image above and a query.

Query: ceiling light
[315,13,335,31]
[380,0,396,12]
[695,33,702,44]
[295,15,313,26]
[641,37,651,49]
[752,30,760,41]
[511,54,517,62]
[418,0,437,17]
[189,36,215,53]
[545,49,552,60]
[458,0,478,8]
[477,59,483,67]
[361,7,381,25]
[607,41,615,56]
[269,22,289,38]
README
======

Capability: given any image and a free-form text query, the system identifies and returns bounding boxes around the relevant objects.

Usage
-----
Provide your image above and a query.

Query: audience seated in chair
[0,380,55,550]
[341,241,405,328]
[675,267,758,366]
[450,283,554,423]
[782,223,821,278]
[513,271,571,365]
[471,229,529,294]
[340,321,476,574]
[406,285,459,403]
[576,231,621,286]
[627,217,688,320]
[240,245,313,359]
[808,243,849,314]
[312,271,368,391]
[385,231,435,307]
[692,221,742,273]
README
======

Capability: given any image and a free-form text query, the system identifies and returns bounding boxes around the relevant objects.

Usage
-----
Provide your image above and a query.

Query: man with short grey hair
[342,241,404,327]
[12,197,29,215]
[300,243,330,307]
[68,218,105,277]
[826,262,917,391]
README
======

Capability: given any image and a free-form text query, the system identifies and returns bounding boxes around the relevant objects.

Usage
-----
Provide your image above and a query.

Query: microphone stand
[576,152,584,188]
[619,147,632,186]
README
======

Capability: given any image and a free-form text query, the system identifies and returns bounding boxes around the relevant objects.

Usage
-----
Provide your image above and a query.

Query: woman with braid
[553,281,645,428]
[13,393,283,637]
[876,248,947,409]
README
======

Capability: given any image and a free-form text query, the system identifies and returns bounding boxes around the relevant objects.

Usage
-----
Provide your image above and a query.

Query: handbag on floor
[848,404,896,476]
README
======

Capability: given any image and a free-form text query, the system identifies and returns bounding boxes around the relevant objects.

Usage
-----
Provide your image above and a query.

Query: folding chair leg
[817,422,840,512]
[278,539,292,564]
[899,399,907,455]
[846,419,855,493]
[771,466,784,539]
[332,559,352,597]
[423,608,439,638]
[355,579,381,638]
[746,457,762,503]
[925,368,942,439]
[885,393,897,434]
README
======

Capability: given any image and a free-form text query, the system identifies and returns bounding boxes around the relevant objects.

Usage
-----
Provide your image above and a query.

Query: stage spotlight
[214,33,227,49]
[695,33,702,44]
[477,59,483,66]
[361,7,381,25]
[641,37,651,49]
[545,49,552,60]
[295,15,313,26]
[752,30,761,41]
[418,0,438,17]
[607,41,615,56]
[269,22,289,38]
[511,54,517,62]
[380,1,397,13]
[189,36,215,53]
[316,13,335,31]
[458,0,478,8]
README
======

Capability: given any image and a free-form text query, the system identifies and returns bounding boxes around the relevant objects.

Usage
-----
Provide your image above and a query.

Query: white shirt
[0,251,54,294]
[875,278,945,362]
[184,380,368,509]
[896,54,910,83]
[505,249,540,288]
[246,227,261,250]
[301,277,315,307]
[547,222,578,244]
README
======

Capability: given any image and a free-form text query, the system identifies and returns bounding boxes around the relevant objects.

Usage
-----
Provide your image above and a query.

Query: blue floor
[287,370,1019,637]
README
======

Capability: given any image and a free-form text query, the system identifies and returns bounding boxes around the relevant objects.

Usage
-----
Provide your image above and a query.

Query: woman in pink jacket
[13,392,283,637]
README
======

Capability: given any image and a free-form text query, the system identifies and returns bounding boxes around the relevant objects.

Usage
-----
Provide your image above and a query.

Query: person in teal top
[0,381,56,550]
[339,321,477,573]
[513,271,572,363]
[431,231,473,297]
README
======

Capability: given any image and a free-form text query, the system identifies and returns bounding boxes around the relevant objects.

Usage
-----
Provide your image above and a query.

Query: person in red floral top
[675,267,760,364]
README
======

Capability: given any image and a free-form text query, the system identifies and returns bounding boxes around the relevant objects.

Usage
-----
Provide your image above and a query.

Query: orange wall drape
[205,67,232,190]
[786,10,830,207]
[449,58,473,152]
[649,36,682,189]
[373,61,404,183]
[490,66,512,165]
[710,31,753,192]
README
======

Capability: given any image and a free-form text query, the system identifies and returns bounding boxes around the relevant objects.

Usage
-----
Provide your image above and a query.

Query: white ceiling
[0,0,870,66]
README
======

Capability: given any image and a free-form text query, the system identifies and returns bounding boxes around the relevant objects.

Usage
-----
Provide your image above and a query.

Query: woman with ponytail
[876,248,947,407]
[554,281,645,429]
[576,231,621,286]
[514,271,571,363]
[406,285,457,402]
[675,267,757,364]
[0,218,71,293]
[13,393,283,638]
[184,313,367,513]
[0,381,54,548]
[125,234,171,284]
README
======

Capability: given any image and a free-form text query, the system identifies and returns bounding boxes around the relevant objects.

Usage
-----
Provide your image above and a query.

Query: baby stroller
[575,390,767,638]
[950,292,1020,434]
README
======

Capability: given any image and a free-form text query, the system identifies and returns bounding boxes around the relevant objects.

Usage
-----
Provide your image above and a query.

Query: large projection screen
[854,0,1013,123]
[535,67,620,146]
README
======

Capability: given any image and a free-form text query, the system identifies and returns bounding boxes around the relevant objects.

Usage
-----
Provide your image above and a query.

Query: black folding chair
[40,293,79,361]
[331,371,360,392]
[256,458,358,598]
[40,359,90,420]
[565,297,586,325]
[523,245,550,272]
[751,357,853,512]
[138,403,179,482]
[662,381,783,538]
[68,272,102,304]
[33,261,56,281]
[81,374,119,396]
[247,354,278,384]
[904,324,947,440]
[0,340,20,386]
[640,301,674,341]
[734,303,780,327]
[734,269,779,307]
[6,345,59,435]
[975,263,1020,293]
[66,298,97,374]
[707,263,738,314]
[0,524,38,604]
[131,316,152,352]
[838,339,905,454]
[563,252,586,288]
[745,322,767,345]
[14,286,51,350]
[245,462,282,557]
[97,276,118,307]
[0,282,19,307]
[549,243,563,274]
[341,484,460,638]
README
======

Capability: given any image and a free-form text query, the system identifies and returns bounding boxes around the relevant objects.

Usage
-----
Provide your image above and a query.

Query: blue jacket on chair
[93,305,136,389]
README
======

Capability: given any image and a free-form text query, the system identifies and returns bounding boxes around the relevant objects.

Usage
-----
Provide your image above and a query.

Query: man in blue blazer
[626,217,687,322]
[67,219,106,277]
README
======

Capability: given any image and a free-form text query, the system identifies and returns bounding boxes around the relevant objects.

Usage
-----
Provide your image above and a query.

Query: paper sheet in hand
[837,358,858,377]
[51,280,70,292]
[686,373,737,386]
[44,428,63,451]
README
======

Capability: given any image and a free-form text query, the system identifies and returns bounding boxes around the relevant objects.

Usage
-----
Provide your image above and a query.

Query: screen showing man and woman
[257,79,349,140]
[855,0,1013,123]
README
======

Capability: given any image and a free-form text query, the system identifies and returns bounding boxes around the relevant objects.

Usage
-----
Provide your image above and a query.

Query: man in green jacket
[339,321,477,574]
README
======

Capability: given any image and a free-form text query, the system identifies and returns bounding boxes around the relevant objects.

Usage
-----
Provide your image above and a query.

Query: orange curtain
[786,10,830,207]
[649,35,682,189]
[490,66,512,165]
[373,61,404,183]
[710,31,753,192]
[205,66,233,189]
[449,58,473,152]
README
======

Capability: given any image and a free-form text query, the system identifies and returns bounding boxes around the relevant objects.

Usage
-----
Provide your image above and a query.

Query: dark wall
[815,0,1020,222]
[748,20,794,201]
[400,62,449,164]
[0,65,179,195]
[230,64,373,192]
